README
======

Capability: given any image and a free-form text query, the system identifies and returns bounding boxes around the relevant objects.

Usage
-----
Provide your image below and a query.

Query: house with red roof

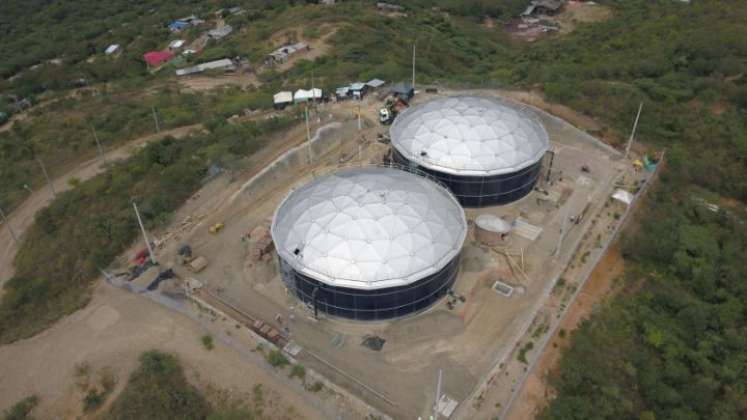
[143,51,174,67]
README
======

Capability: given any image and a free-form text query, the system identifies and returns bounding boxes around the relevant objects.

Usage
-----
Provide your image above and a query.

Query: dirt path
[0,282,327,419]
[0,124,204,286]
[505,246,625,420]
[179,73,259,92]
[179,25,339,93]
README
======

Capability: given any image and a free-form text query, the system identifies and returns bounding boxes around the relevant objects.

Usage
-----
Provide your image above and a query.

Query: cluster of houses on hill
[102,12,236,70]
[272,79,414,110]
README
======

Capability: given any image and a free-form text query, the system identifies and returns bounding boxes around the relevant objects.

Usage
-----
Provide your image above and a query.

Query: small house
[175,58,236,76]
[208,25,233,40]
[391,81,414,101]
[169,20,189,32]
[143,51,175,67]
[377,2,404,12]
[335,86,350,100]
[349,82,368,99]
[273,91,293,109]
[366,78,386,89]
[522,0,565,16]
[293,88,322,104]
[266,42,310,65]
[169,40,186,50]
[104,44,120,55]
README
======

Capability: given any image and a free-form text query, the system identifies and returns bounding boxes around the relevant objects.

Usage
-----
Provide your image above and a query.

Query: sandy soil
[0,282,326,419]
[0,124,204,287]
[505,246,625,420]
[0,117,356,419]
[179,73,259,92]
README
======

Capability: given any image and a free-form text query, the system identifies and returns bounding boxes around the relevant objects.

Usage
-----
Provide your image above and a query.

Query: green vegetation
[534,2,747,419]
[289,364,306,381]
[2,395,38,420]
[107,351,211,420]
[306,381,324,393]
[108,350,265,420]
[201,335,214,350]
[82,368,117,413]
[266,350,290,369]
[1,1,747,418]
[517,341,534,364]
[0,86,277,213]
[0,117,292,343]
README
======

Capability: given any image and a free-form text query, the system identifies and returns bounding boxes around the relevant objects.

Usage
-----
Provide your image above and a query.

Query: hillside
[1,1,746,419]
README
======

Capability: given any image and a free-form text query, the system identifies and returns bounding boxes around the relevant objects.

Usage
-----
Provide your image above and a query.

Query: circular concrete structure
[474,214,511,246]
[271,166,467,320]
[391,95,550,207]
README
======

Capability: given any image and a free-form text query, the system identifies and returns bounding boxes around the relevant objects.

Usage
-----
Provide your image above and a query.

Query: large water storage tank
[390,96,550,207]
[271,166,467,320]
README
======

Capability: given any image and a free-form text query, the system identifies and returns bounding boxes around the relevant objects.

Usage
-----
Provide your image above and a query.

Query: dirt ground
[179,25,339,92]
[508,1,612,41]
[0,86,631,419]
[179,73,259,92]
[0,282,326,419]
[0,124,204,289]
[553,1,613,35]
[151,90,629,419]
[505,246,625,420]
[0,117,364,419]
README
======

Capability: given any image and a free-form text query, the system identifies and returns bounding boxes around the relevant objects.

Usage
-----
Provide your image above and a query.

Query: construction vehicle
[176,244,208,273]
[379,96,408,125]
[209,222,224,234]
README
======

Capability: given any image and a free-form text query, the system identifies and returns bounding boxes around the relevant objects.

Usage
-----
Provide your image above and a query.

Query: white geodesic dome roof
[271,167,467,290]
[391,96,550,176]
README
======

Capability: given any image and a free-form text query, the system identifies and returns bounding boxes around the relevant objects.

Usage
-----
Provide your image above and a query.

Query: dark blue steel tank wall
[391,148,542,207]
[279,255,460,321]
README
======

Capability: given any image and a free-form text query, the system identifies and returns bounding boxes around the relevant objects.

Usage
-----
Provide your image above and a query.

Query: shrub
[201,335,214,350]
[107,351,210,420]
[3,395,39,420]
[306,381,324,393]
[266,350,289,369]
[289,364,306,381]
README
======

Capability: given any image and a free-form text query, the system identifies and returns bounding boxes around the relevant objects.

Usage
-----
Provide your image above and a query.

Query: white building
[175,58,236,76]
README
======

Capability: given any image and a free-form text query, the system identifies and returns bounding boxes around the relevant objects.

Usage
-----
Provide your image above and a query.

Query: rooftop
[390,96,550,176]
[271,167,467,290]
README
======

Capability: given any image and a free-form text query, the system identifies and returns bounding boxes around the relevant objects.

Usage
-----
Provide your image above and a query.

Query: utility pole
[412,42,416,91]
[311,65,316,107]
[357,106,362,131]
[305,107,313,165]
[132,202,157,264]
[0,207,18,245]
[625,102,643,159]
[152,106,161,133]
[36,157,56,197]
[91,125,104,161]
[433,369,443,420]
